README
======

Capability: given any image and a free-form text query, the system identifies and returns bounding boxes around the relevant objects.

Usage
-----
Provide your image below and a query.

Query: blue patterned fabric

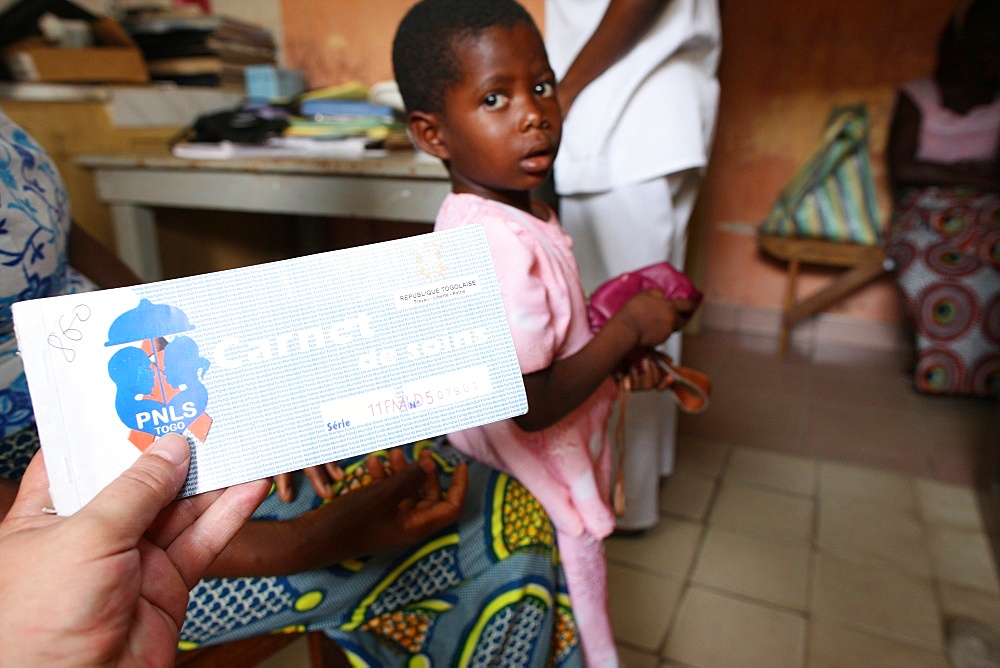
[0,109,94,440]
[179,439,583,667]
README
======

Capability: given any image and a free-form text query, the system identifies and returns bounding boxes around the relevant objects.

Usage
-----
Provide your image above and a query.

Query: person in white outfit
[544,0,721,532]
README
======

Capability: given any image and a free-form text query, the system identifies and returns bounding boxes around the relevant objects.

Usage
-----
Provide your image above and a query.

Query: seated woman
[0,108,584,666]
[884,0,999,397]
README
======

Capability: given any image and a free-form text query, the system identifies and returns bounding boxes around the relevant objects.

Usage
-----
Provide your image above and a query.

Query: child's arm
[515,290,693,432]
[204,449,467,577]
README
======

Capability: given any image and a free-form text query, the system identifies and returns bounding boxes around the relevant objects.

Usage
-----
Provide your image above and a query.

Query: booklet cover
[13,225,526,514]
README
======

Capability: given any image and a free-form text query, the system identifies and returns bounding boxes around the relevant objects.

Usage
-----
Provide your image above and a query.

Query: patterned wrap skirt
[885,186,1000,397]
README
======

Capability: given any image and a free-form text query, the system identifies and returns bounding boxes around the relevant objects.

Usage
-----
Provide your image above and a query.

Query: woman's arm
[887,92,1000,194]
[514,291,691,432]
[557,0,671,115]
[205,451,467,578]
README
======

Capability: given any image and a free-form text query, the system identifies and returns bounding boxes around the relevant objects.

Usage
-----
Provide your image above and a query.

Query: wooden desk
[77,149,451,281]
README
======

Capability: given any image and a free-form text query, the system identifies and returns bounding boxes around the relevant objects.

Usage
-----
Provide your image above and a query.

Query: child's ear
[407,111,450,161]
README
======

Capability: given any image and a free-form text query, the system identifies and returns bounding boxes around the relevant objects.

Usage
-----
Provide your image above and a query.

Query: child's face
[431,23,561,207]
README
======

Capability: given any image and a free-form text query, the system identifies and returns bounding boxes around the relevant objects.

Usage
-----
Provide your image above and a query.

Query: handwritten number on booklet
[46,305,92,362]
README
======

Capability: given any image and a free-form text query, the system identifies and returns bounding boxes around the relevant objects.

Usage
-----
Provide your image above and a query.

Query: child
[393,2,694,665]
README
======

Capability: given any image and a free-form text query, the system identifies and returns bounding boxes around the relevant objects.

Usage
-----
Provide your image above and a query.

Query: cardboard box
[3,17,148,84]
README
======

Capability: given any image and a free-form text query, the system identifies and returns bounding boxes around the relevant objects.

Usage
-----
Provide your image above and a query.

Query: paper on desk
[171,137,379,160]
[13,225,527,514]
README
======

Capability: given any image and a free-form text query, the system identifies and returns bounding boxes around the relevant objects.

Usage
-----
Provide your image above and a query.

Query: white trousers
[560,171,701,529]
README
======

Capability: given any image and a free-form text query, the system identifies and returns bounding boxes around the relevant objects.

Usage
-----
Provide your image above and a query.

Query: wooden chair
[759,233,890,355]
[757,106,889,355]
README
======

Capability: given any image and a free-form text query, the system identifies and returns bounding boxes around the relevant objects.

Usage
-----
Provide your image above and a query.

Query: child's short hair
[392,0,540,114]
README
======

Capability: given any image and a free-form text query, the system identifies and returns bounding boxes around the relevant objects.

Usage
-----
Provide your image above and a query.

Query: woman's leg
[180,439,584,667]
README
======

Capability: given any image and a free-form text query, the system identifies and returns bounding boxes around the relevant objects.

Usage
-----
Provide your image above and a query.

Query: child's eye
[535,82,555,98]
[483,92,510,109]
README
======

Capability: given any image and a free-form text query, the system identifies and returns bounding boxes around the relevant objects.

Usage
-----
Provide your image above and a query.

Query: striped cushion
[761,106,883,246]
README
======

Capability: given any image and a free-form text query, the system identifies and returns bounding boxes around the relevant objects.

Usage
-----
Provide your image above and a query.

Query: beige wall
[280,0,544,89]
[701,0,958,327]
[278,0,959,331]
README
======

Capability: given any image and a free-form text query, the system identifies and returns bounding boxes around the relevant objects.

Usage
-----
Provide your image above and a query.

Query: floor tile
[927,439,982,486]
[606,518,703,580]
[709,479,815,544]
[915,478,985,531]
[817,461,918,515]
[938,582,1000,631]
[657,470,716,522]
[816,498,932,577]
[926,526,1000,595]
[807,619,949,668]
[716,346,814,399]
[663,586,806,667]
[607,563,684,652]
[674,434,731,479]
[805,359,917,410]
[724,446,817,496]
[690,527,810,611]
[811,553,943,650]
[805,401,931,466]
[615,644,660,667]
[682,383,810,451]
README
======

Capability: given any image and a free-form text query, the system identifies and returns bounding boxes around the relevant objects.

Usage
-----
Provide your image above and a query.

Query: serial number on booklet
[319,365,492,431]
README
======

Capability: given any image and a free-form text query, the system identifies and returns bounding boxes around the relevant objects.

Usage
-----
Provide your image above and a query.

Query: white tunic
[545,0,722,194]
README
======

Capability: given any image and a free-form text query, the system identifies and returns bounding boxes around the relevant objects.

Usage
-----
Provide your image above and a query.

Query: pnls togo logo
[105,299,212,451]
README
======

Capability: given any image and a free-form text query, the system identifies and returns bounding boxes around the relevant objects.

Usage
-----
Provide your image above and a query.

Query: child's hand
[302,449,468,558]
[613,289,696,348]
[625,355,676,391]
[274,461,345,503]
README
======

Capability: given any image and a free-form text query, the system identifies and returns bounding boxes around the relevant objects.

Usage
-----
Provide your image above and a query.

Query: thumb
[77,434,191,539]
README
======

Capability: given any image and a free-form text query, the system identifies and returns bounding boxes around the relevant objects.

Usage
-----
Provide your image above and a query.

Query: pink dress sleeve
[435,194,574,375]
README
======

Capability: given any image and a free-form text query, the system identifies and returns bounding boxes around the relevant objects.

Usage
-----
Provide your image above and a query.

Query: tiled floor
[262,328,999,667]
[608,329,998,667]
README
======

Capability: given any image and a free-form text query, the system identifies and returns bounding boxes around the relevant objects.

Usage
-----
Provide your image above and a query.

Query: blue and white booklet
[13,225,526,514]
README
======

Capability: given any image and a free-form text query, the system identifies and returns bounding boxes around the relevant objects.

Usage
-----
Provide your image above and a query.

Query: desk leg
[111,203,162,282]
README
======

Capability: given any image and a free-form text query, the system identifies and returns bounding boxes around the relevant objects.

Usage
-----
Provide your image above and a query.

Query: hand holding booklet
[13,225,526,514]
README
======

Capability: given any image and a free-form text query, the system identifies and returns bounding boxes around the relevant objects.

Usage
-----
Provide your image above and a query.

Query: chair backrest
[760,105,883,246]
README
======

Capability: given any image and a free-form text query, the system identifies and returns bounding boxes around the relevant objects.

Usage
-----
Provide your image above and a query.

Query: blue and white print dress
[0,109,94,478]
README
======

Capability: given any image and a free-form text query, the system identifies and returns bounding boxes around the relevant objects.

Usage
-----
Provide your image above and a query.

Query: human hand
[301,448,468,559]
[613,289,696,348]
[0,434,270,666]
[623,354,676,392]
[275,461,345,503]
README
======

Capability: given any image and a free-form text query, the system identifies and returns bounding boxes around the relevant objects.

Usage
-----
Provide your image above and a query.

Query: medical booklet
[13,225,526,514]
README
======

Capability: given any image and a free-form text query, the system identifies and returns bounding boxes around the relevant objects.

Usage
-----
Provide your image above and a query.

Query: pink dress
[900,78,1000,165]
[435,192,620,667]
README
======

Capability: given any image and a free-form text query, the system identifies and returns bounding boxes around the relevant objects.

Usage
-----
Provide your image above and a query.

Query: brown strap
[611,355,711,517]
[650,352,711,414]
[612,376,631,517]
